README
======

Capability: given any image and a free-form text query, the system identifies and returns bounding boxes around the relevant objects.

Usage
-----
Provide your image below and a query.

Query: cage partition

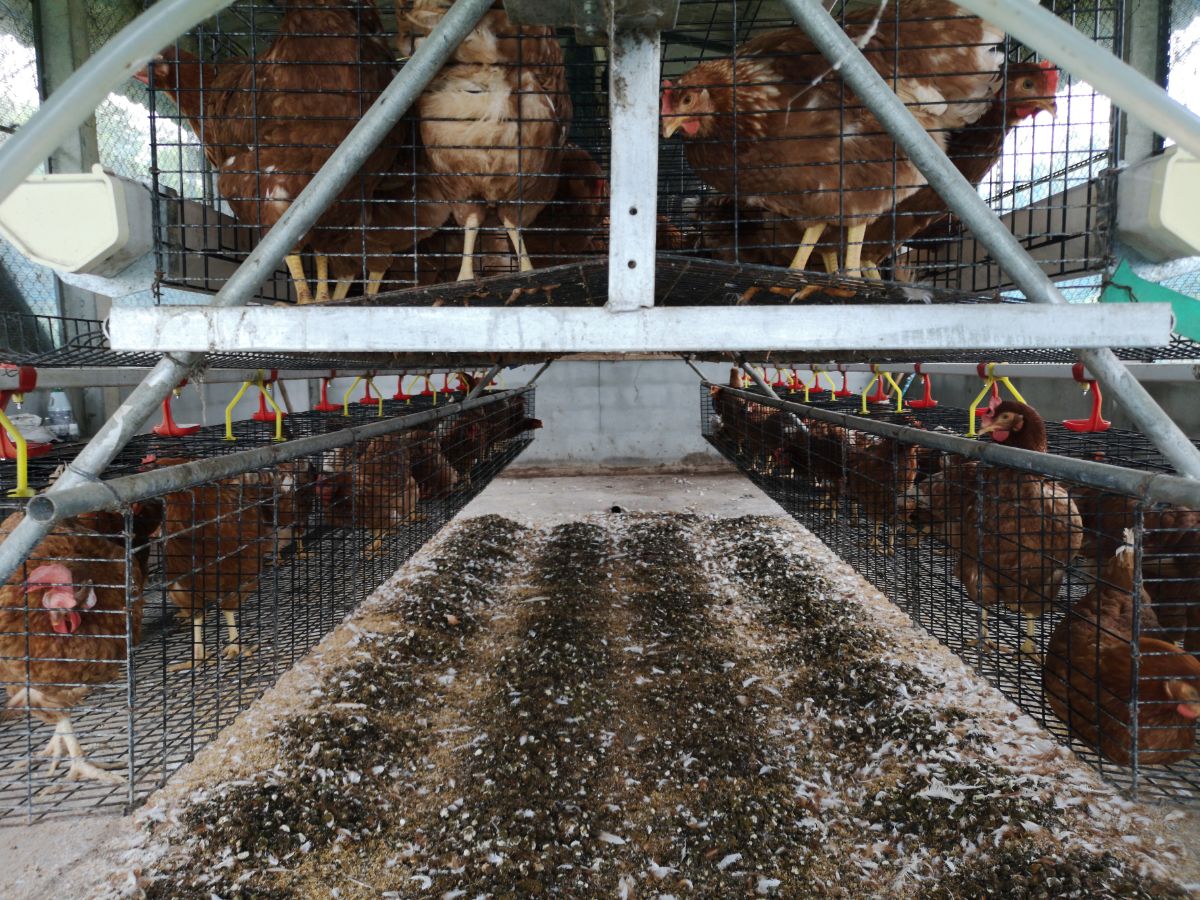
[701,382,1200,801]
[0,387,538,822]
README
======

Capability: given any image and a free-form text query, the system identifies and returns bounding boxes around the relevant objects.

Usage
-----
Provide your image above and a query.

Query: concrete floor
[455,470,783,525]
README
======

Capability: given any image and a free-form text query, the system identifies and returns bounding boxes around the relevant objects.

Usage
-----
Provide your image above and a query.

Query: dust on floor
[61,510,1197,898]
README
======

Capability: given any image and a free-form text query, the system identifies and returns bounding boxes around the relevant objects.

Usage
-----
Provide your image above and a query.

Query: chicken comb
[661,79,676,116]
[1038,59,1060,94]
[25,563,73,590]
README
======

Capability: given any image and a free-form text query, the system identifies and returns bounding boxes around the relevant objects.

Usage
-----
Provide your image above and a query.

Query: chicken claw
[41,719,124,785]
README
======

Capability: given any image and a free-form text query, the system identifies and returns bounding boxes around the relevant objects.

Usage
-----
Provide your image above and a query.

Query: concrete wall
[505,360,729,472]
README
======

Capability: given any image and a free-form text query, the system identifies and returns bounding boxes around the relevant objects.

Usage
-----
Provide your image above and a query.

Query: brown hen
[403,0,572,280]
[0,513,146,783]
[1045,540,1200,766]
[664,0,1004,274]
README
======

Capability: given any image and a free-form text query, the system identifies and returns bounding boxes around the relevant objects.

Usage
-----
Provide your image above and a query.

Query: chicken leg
[503,220,534,273]
[222,609,254,660]
[843,223,867,276]
[788,224,826,271]
[285,254,314,304]
[366,269,388,296]
[42,717,123,784]
[315,255,331,302]
[457,212,483,281]
[333,277,355,302]
[168,614,212,672]
[1019,616,1039,658]
[820,249,840,277]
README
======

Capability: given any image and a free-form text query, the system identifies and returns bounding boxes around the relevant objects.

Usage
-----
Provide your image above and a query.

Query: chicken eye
[681,95,693,107]
[1021,79,1034,89]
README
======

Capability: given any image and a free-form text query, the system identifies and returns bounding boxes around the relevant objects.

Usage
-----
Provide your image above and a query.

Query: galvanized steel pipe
[26,389,529,524]
[781,0,1200,480]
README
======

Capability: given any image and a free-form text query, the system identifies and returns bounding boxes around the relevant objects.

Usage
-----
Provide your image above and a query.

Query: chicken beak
[662,116,684,139]
[1032,96,1058,118]
[976,421,999,436]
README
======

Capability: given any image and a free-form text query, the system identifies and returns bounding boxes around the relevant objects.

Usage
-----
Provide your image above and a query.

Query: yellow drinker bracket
[258,377,286,441]
[966,364,1026,436]
[0,406,33,498]
[224,379,253,441]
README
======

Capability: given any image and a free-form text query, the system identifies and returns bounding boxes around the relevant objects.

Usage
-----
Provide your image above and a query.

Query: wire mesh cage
[0,386,539,821]
[133,0,1131,306]
[658,0,1117,291]
[142,0,603,304]
[701,382,1200,802]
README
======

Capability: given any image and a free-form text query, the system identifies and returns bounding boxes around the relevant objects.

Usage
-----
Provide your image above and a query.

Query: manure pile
[124,514,1189,898]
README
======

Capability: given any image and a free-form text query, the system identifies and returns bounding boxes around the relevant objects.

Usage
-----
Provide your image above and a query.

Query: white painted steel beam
[109,304,1174,355]
[605,26,661,311]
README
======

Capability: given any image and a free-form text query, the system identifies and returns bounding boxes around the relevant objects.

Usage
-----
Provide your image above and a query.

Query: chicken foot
[820,250,840,277]
[788,224,826,271]
[964,608,1011,655]
[41,718,123,784]
[285,254,314,304]
[457,212,483,281]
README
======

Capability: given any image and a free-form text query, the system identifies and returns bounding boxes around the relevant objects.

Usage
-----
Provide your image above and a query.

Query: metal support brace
[526,360,554,385]
[605,24,661,311]
[739,359,783,401]
[781,0,1200,479]
[108,303,1170,353]
[954,0,1200,158]
[0,0,496,587]
[465,364,504,401]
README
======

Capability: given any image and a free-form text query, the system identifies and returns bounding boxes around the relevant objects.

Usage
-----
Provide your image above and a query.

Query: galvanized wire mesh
[135,0,1130,306]
[659,0,1119,291]
[702,382,1200,803]
[0,387,539,821]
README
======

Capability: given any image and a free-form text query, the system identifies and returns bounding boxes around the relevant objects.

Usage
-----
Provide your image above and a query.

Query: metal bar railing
[0,0,496,588]
[26,389,529,524]
[781,0,1200,480]
[707,382,1200,508]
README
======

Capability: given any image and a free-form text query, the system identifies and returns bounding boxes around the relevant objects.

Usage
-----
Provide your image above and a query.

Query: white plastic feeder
[0,164,153,277]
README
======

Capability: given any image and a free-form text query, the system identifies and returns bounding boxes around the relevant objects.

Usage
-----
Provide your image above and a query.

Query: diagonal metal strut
[0,0,497,587]
[780,0,1200,479]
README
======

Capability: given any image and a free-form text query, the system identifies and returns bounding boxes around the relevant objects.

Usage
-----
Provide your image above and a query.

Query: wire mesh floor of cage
[699,384,1200,804]
[0,389,539,822]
